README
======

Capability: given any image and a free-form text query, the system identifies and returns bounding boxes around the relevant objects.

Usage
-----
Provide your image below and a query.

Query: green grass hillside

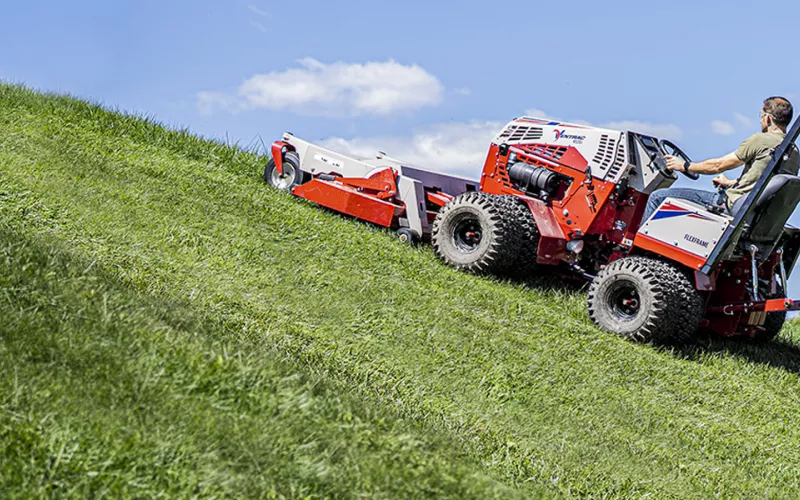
[3,82,800,498]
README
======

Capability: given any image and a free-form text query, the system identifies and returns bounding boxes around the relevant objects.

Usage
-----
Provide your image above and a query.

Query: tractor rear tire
[431,192,539,277]
[264,151,307,191]
[587,256,704,344]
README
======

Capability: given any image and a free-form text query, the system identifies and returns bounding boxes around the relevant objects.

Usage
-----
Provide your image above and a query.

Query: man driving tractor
[643,96,800,222]
[267,94,800,343]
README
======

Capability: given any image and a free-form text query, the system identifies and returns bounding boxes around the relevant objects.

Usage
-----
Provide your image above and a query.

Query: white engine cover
[492,116,675,195]
[492,117,627,181]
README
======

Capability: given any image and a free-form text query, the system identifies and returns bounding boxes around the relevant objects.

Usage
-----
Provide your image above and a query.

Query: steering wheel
[660,139,700,180]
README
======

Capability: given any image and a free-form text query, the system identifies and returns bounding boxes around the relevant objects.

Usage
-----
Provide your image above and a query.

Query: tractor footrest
[292,179,403,228]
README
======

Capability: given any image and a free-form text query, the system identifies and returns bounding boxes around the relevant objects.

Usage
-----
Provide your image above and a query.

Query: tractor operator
[642,96,799,222]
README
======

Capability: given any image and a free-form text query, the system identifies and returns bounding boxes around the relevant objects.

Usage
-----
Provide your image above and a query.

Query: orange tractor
[265,115,800,343]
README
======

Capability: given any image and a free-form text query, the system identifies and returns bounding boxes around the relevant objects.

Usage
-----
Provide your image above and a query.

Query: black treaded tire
[587,256,704,344]
[264,151,307,191]
[431,192,539,277]
[495,195,541,275]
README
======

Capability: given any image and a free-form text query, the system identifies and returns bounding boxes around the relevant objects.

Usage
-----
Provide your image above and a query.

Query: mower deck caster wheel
[264,151,308,192]
[396,228,419,244]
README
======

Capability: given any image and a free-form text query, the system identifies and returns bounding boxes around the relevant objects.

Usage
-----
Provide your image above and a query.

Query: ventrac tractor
[264,115,800,344]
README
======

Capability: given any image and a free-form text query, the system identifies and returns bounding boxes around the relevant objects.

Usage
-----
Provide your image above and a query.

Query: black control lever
[705,184,728,215]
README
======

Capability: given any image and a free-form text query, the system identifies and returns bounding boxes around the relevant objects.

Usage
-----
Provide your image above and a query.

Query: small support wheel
[396,227,419,245]
[264,151,308,192]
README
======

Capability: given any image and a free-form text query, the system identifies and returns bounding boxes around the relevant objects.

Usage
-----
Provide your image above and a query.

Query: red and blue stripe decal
[516,117,592,129]
[517,117,561,125]
[652,202,714,221]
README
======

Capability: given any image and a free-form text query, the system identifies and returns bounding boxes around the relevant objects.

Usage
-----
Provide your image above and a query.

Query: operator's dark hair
[763,96,793,127]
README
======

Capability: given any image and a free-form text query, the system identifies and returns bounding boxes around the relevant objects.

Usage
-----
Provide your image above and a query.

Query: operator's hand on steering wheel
[664,155,685,173]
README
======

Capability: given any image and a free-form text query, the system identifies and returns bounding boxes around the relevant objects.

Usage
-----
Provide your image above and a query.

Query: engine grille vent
[592,135,617,169]
[496,161,514,189]
[497,125,544,143]
[515,144,568,161]
[607,141,627,178]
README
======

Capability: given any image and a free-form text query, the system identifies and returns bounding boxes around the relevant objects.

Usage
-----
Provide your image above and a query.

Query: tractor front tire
[264,151,307,192]
[587,256,704,344]
[431,192,538,277]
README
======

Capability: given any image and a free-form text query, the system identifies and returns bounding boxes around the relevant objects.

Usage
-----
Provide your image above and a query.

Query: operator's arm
[665,152,744,175]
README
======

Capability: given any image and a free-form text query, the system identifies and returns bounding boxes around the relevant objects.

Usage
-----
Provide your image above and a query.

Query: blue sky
[4,0,800,284]
[4,0,798,175]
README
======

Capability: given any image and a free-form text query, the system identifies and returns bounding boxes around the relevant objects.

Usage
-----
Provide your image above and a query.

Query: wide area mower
[264,116,800,344]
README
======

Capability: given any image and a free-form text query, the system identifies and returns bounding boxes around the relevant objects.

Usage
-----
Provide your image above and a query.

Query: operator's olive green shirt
[726,131,799,208]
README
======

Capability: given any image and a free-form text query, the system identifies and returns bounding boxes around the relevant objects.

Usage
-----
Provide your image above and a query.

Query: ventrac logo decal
[554,129,586,144]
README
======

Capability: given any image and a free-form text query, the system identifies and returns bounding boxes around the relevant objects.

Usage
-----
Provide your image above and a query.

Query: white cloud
[196,91,246,115]
[599,120,683,140]
[454,88,471,96]
[250,20,266,33]
[711,120,736,136]
[734,112,753,128]
[319,110,687,177]
[524,108,557,120]
[523,108,681,139]
[248,4,269,17]
[198,58,444,117]
[319,121,504,178]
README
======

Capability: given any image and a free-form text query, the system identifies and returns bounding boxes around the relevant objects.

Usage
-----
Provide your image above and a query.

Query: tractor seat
[729,174,800,257]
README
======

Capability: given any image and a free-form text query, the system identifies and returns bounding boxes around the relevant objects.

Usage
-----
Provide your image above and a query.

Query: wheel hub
[270,163,296,190]
[453,218,483,252]
[608,281,641,320]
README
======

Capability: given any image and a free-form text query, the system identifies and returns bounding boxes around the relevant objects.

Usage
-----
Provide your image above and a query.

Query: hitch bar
[707,298,800,315]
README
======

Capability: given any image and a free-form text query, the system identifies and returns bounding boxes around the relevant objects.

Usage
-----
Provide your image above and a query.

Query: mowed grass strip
[0,226,527,499]
[3,82,800,497]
